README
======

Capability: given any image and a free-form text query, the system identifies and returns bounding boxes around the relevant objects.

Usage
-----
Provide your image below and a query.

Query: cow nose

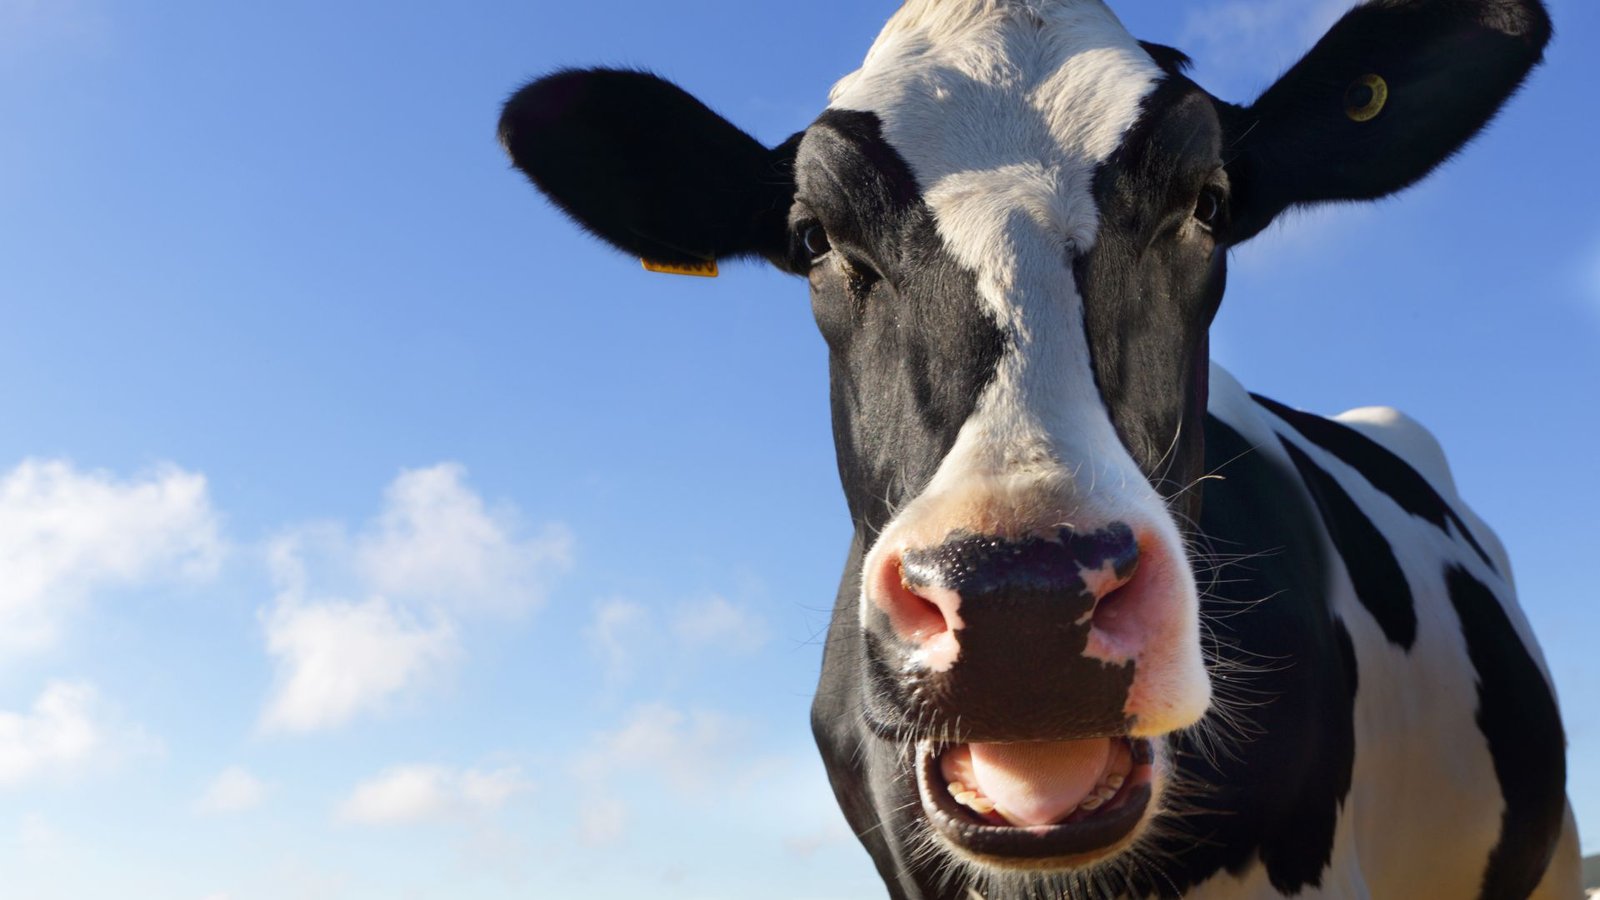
[870,524,1141,669]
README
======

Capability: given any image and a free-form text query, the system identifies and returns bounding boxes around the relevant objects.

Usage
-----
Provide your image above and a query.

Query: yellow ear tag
[641,258,718,278]
[1344,74,1388,123]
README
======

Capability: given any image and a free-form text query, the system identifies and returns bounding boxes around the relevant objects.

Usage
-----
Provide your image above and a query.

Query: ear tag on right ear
[641,258,719,278]
[1344,74,1388,122]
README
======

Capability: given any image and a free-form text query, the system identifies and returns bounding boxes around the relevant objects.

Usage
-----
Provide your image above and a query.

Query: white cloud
[0,459,223,655]
[570,704,757,845]
[196,766,267,815]
[586,594,770,686]
[259,596,456,734]
[356,464,572,618]
[672,595,769,654]
[337,764,532,825]
[259,463,568,733]
[576,703,744,793]
[0,683,99,785]
[567,704,854,854]
[0,681,123,787]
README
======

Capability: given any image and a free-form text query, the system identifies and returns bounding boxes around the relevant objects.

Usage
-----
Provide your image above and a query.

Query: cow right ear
[498,69,799,273]
[1218,0,1551,244]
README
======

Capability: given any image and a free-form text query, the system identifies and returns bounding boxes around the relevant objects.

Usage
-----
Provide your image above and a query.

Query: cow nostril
[1088,540,1145,634]
[883,554,940,637]
[875,554,954,644]
[1091,580,1133,624]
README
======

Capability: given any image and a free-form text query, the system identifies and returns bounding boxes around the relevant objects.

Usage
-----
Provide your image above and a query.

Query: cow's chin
[914,735,1159,870]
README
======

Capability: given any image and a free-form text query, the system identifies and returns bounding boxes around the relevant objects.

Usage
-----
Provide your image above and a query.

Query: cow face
[498,0,1549,886]
[789,7,1219,867]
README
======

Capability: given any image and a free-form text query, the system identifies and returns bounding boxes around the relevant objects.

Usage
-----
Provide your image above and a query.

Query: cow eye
[1194,187,1225,230]
[803,224,832,260]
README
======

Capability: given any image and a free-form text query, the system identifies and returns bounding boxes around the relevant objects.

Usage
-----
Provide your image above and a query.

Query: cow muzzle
[866,522,1203,738]
[870,525,1142,733]
[859,505,1210,866]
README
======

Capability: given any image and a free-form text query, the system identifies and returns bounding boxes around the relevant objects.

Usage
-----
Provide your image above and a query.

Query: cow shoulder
[1333,405,1514,582]
[1331,406,1454,494]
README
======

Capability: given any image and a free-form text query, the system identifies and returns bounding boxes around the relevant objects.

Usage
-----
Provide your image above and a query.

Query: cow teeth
[947,781,967,796]
[1106,774,1125,789]
[1094,785,1118,801]
[1080,795,1105,811]
[951,789,997,816]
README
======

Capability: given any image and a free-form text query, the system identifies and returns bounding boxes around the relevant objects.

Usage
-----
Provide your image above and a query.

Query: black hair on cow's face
[1076,79,1229,525]
[784,110,1008,536]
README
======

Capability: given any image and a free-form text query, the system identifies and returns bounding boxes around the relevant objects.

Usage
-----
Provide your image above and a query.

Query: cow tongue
[943,739,1111,826]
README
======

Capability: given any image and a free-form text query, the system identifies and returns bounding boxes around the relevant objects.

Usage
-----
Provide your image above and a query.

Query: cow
[495,1,1581,897]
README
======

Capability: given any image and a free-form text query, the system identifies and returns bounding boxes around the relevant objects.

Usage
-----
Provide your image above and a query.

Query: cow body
[498,1,1579,896]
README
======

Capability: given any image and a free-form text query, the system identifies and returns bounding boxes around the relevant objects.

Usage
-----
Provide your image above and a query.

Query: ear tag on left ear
[1344,74,1388,123]
[641,258,719,278]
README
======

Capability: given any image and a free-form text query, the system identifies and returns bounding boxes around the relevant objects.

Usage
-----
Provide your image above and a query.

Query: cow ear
[1222,0,1551,243]
[498,68,799,270]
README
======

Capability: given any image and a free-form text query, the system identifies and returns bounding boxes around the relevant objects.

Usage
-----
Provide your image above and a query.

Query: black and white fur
[496,1,1579,897]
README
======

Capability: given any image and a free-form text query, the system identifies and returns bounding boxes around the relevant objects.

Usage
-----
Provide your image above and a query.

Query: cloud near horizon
[585,593,772,687]
[0,681,148,789]
[570,703,765,845]
[259,463,571,734]
[336,763,533,825]
[565,702,854,857]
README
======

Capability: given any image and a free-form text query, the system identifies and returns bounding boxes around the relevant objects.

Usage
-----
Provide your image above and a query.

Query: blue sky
[0,1,1596,897]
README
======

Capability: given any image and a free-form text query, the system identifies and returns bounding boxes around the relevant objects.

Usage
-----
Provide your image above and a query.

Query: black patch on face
[793,110,1007,535]
[1277,436,1419,650]
[1252,393,1499,573]
[1076,79,1228,523]
[1443,565,1567,900]
[1124,415,1356,898]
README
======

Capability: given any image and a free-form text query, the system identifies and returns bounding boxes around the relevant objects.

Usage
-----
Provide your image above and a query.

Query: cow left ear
[498,68,799,271]
[1221,0,1551,243]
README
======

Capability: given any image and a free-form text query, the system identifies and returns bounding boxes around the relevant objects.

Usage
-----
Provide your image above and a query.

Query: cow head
[498,0,1547,890]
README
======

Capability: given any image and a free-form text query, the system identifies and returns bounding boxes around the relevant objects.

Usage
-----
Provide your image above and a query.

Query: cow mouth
[916,737,1154,863]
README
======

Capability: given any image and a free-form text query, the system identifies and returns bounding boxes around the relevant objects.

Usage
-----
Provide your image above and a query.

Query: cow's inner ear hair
[498,68,798,268]
[1218,0,1551,244]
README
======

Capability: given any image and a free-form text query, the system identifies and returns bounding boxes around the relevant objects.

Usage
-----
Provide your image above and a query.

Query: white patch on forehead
[829,0,1165,501]
[829,0,1159,288]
